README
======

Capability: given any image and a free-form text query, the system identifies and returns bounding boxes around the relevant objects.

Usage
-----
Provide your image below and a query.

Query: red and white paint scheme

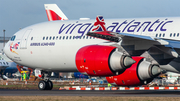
[76,45,134,76]
[60,86,180,90]
[44,4,68,21]
[106,56,160,86]
[4,4,180,90]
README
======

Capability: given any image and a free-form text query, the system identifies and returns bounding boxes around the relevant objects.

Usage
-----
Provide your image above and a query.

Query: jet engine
[75,45,135,76]
[106,56,162,86]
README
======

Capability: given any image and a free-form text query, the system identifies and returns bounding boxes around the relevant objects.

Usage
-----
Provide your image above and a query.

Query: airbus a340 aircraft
[4,4,180,90]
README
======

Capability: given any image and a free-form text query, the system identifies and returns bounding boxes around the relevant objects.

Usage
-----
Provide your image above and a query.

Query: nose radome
[3,41,10,56]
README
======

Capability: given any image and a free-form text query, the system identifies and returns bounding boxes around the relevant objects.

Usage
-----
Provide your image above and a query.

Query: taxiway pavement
[0,90,180,97]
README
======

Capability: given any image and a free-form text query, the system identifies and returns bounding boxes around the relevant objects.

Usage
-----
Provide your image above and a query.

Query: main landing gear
[38,72,53,90]
[38,79,53,90]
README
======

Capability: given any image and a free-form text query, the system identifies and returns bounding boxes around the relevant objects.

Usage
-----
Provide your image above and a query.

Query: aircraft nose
[3,41,10,56]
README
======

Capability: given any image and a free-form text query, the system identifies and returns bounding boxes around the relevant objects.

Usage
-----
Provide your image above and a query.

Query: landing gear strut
[38,72,53,90]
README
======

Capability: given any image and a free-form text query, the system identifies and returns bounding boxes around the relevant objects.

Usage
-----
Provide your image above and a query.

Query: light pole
[3,29,5,48]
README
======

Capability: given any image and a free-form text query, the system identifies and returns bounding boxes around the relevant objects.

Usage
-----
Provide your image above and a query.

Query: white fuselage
[4,17,180,72]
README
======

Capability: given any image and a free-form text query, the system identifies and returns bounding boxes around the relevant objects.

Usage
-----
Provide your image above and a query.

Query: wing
[88,16,179,65]
[88,31,169,45]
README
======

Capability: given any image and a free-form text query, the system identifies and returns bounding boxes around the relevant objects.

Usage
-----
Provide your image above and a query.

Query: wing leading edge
[88,16,179,59]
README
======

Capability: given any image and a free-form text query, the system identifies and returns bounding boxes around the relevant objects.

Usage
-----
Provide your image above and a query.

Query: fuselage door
[20,29,32,49]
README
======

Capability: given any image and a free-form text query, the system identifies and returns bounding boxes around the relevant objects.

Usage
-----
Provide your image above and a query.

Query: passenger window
[59,36,61,40]
[83,36,85,39]
[46,37,48,40]
[159,34,161,37]
[177,33,179,37]
[86,36,88,39]
[43,37,45,40]
[66,36,68,39]
[31,37,33,40]
[49,36,52,40]
[170,33,172,37]
[156,34,158,37]
[56,36,58,40]
[73,36,75,39]
[163,34,165,37]
[63,36,65,40]
[174,33,176,37]
[69,36,72,39]
[53,36,55,40]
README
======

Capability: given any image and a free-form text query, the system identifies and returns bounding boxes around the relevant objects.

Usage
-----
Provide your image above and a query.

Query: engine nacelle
[106,56,162,86]
[75,45,135,76]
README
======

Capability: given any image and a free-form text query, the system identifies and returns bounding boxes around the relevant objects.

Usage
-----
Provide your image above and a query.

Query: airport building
[0,37,11,53]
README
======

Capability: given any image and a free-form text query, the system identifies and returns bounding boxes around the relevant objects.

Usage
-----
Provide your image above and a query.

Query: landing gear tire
[38,80,47,90]
[38,80,53,90]
[47,80,53,90]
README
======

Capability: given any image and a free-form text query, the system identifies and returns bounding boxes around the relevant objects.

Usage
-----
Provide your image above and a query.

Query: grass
[0,96,180,101]
[0,85,36,87]
[0,84,38,88]
[0,84,60,87]
[0,83,63,90]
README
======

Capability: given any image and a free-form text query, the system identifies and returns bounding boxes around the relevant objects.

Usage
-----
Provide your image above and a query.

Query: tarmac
[0,89,180,97]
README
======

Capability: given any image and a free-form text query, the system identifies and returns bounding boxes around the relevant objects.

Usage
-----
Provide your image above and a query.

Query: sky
[1,0,180,37]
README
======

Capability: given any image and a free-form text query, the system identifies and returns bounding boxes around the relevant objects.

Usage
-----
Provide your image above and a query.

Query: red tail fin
[44,4,68,21]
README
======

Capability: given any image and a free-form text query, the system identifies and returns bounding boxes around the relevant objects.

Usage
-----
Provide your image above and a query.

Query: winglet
[44,4,68,21]
[92,16,107,32]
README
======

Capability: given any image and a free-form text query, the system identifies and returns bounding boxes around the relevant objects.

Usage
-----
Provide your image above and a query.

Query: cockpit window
[10,35,16,41]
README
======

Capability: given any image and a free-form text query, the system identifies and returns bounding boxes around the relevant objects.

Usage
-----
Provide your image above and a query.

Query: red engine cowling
[106,56,162,86]
[75,45,135,76]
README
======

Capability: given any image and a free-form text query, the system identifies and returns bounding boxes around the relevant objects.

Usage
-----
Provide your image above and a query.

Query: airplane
[0,55,10,80]
[72,72,89,79]
[4,4,180,90]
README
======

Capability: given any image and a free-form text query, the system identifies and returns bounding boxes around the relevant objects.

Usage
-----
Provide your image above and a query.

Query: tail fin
[44,4,68,21]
